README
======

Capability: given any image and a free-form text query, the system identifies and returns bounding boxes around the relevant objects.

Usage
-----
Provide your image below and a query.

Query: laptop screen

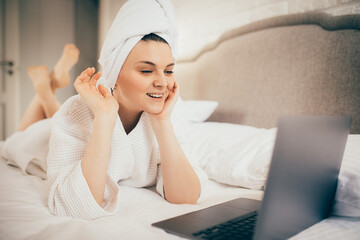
[254,116,351,240]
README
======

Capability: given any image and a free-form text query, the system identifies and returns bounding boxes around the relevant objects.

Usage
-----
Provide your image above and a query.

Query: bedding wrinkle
[185,122,277,190]
[183,121,360,218]
[332,134,360,217]
[0,118,52,179]
[1,122,360,237]
[1,98,359,219]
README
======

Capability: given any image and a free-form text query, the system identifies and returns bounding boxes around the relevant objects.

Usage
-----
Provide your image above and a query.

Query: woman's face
[114,40,175,115]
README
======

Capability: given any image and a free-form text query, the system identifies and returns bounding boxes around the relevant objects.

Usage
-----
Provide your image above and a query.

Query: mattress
[0,157,359,240]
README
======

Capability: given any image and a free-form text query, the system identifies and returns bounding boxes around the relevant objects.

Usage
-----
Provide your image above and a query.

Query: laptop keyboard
[192,211,259,240]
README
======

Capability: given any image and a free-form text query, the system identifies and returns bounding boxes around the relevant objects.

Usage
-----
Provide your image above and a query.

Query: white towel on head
[98,0,178,89]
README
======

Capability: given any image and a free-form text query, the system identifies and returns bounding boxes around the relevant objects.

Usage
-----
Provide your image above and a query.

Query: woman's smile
[146,91,168,102]
[114,39,175,115]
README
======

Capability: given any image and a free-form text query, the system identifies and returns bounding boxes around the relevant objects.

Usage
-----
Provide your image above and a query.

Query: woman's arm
[74,67,119,206]
[149,82,201,204]
[80,116,114,206]
[152,120,201,204]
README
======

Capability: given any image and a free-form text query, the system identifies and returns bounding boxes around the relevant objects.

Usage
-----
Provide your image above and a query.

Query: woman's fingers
[98,84,112,98]
[79,68,89,76]
[77,68,91,83]
[80,67,93,77]
[160,81,179,116]
[81,67,95,78]
[76,67,100,84]
[172,81,179,95]
[90,71,102,86]
[87,67,95,76]
[167,81,179,101]
[93,71,102,80]
[74,68,101,97]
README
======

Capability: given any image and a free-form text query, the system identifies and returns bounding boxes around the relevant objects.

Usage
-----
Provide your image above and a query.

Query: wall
[98,0,360,62]
[173,0,360,61]
[75,0,99,78]
[1,0,20,139]
[98,0,126,61]
[19,0,75,113]
[18,0,98,119]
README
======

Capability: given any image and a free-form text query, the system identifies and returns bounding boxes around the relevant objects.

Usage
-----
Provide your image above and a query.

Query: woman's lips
[146,92,167,102]
[146,93,164,98]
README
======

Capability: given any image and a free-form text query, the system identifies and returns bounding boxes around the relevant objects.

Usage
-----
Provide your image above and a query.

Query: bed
[1,11,360,240]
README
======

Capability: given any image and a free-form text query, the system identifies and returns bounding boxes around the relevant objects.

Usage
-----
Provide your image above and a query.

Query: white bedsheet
[0,158,262,240]
[1,157,359,240]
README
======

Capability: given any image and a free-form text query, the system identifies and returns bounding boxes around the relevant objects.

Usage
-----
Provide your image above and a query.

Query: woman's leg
[17,95,46,131]
[17,44,79,131]
[17,66,60,131]
[50,44,79,91]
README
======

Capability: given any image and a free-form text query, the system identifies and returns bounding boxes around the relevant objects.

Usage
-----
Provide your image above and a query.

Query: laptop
[152,115,352,240]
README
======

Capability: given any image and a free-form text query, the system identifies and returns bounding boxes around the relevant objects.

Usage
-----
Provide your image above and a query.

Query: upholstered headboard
[175,12,360,133]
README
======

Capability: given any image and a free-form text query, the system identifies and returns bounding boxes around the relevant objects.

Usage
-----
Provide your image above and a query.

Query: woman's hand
[74,67,119,123]
[148,81,179,125]
[147,81,201,204]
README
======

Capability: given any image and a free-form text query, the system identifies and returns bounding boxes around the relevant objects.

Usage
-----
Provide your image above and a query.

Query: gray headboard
[175,12,360,134]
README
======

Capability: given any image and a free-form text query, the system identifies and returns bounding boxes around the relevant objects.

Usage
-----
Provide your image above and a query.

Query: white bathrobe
[46,95,207,219]
[1,95,208,220]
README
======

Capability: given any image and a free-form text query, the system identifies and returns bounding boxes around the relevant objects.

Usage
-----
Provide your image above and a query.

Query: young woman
[44,0,207,219]
[3,0,206,220]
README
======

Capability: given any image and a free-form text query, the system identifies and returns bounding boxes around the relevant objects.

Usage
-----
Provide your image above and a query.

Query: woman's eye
[165,70,174,75]
[141,70,152,74]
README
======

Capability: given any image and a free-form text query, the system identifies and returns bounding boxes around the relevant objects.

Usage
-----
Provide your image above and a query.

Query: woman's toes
[50,44,79,89]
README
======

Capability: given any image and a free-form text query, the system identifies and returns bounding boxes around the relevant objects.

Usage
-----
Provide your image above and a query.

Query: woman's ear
[112,83,119,98]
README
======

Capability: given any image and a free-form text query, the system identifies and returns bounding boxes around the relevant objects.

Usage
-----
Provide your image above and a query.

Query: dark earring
[110,88,114,96]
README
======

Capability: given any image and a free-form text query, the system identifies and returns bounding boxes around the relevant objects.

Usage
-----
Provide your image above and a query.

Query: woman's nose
[154,73,168,87]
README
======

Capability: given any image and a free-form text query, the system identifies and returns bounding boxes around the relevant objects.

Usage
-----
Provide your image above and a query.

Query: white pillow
[332,134,360,217]
[171,97,218,124]
[182,121,360,217]
[179,121,277,190]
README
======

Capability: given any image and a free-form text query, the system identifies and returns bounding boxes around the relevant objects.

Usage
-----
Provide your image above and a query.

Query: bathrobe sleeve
[47,95,119,220]
[156,122,209,203]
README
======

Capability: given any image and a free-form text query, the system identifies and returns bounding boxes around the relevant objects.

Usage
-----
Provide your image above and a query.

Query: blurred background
[0,0,359,140]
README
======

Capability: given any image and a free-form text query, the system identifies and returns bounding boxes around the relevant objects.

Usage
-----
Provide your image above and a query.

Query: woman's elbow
[165,192,199,205]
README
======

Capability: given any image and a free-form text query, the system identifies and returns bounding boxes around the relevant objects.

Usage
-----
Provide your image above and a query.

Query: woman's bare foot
[50,44,79,90]
[27,66,53,99]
